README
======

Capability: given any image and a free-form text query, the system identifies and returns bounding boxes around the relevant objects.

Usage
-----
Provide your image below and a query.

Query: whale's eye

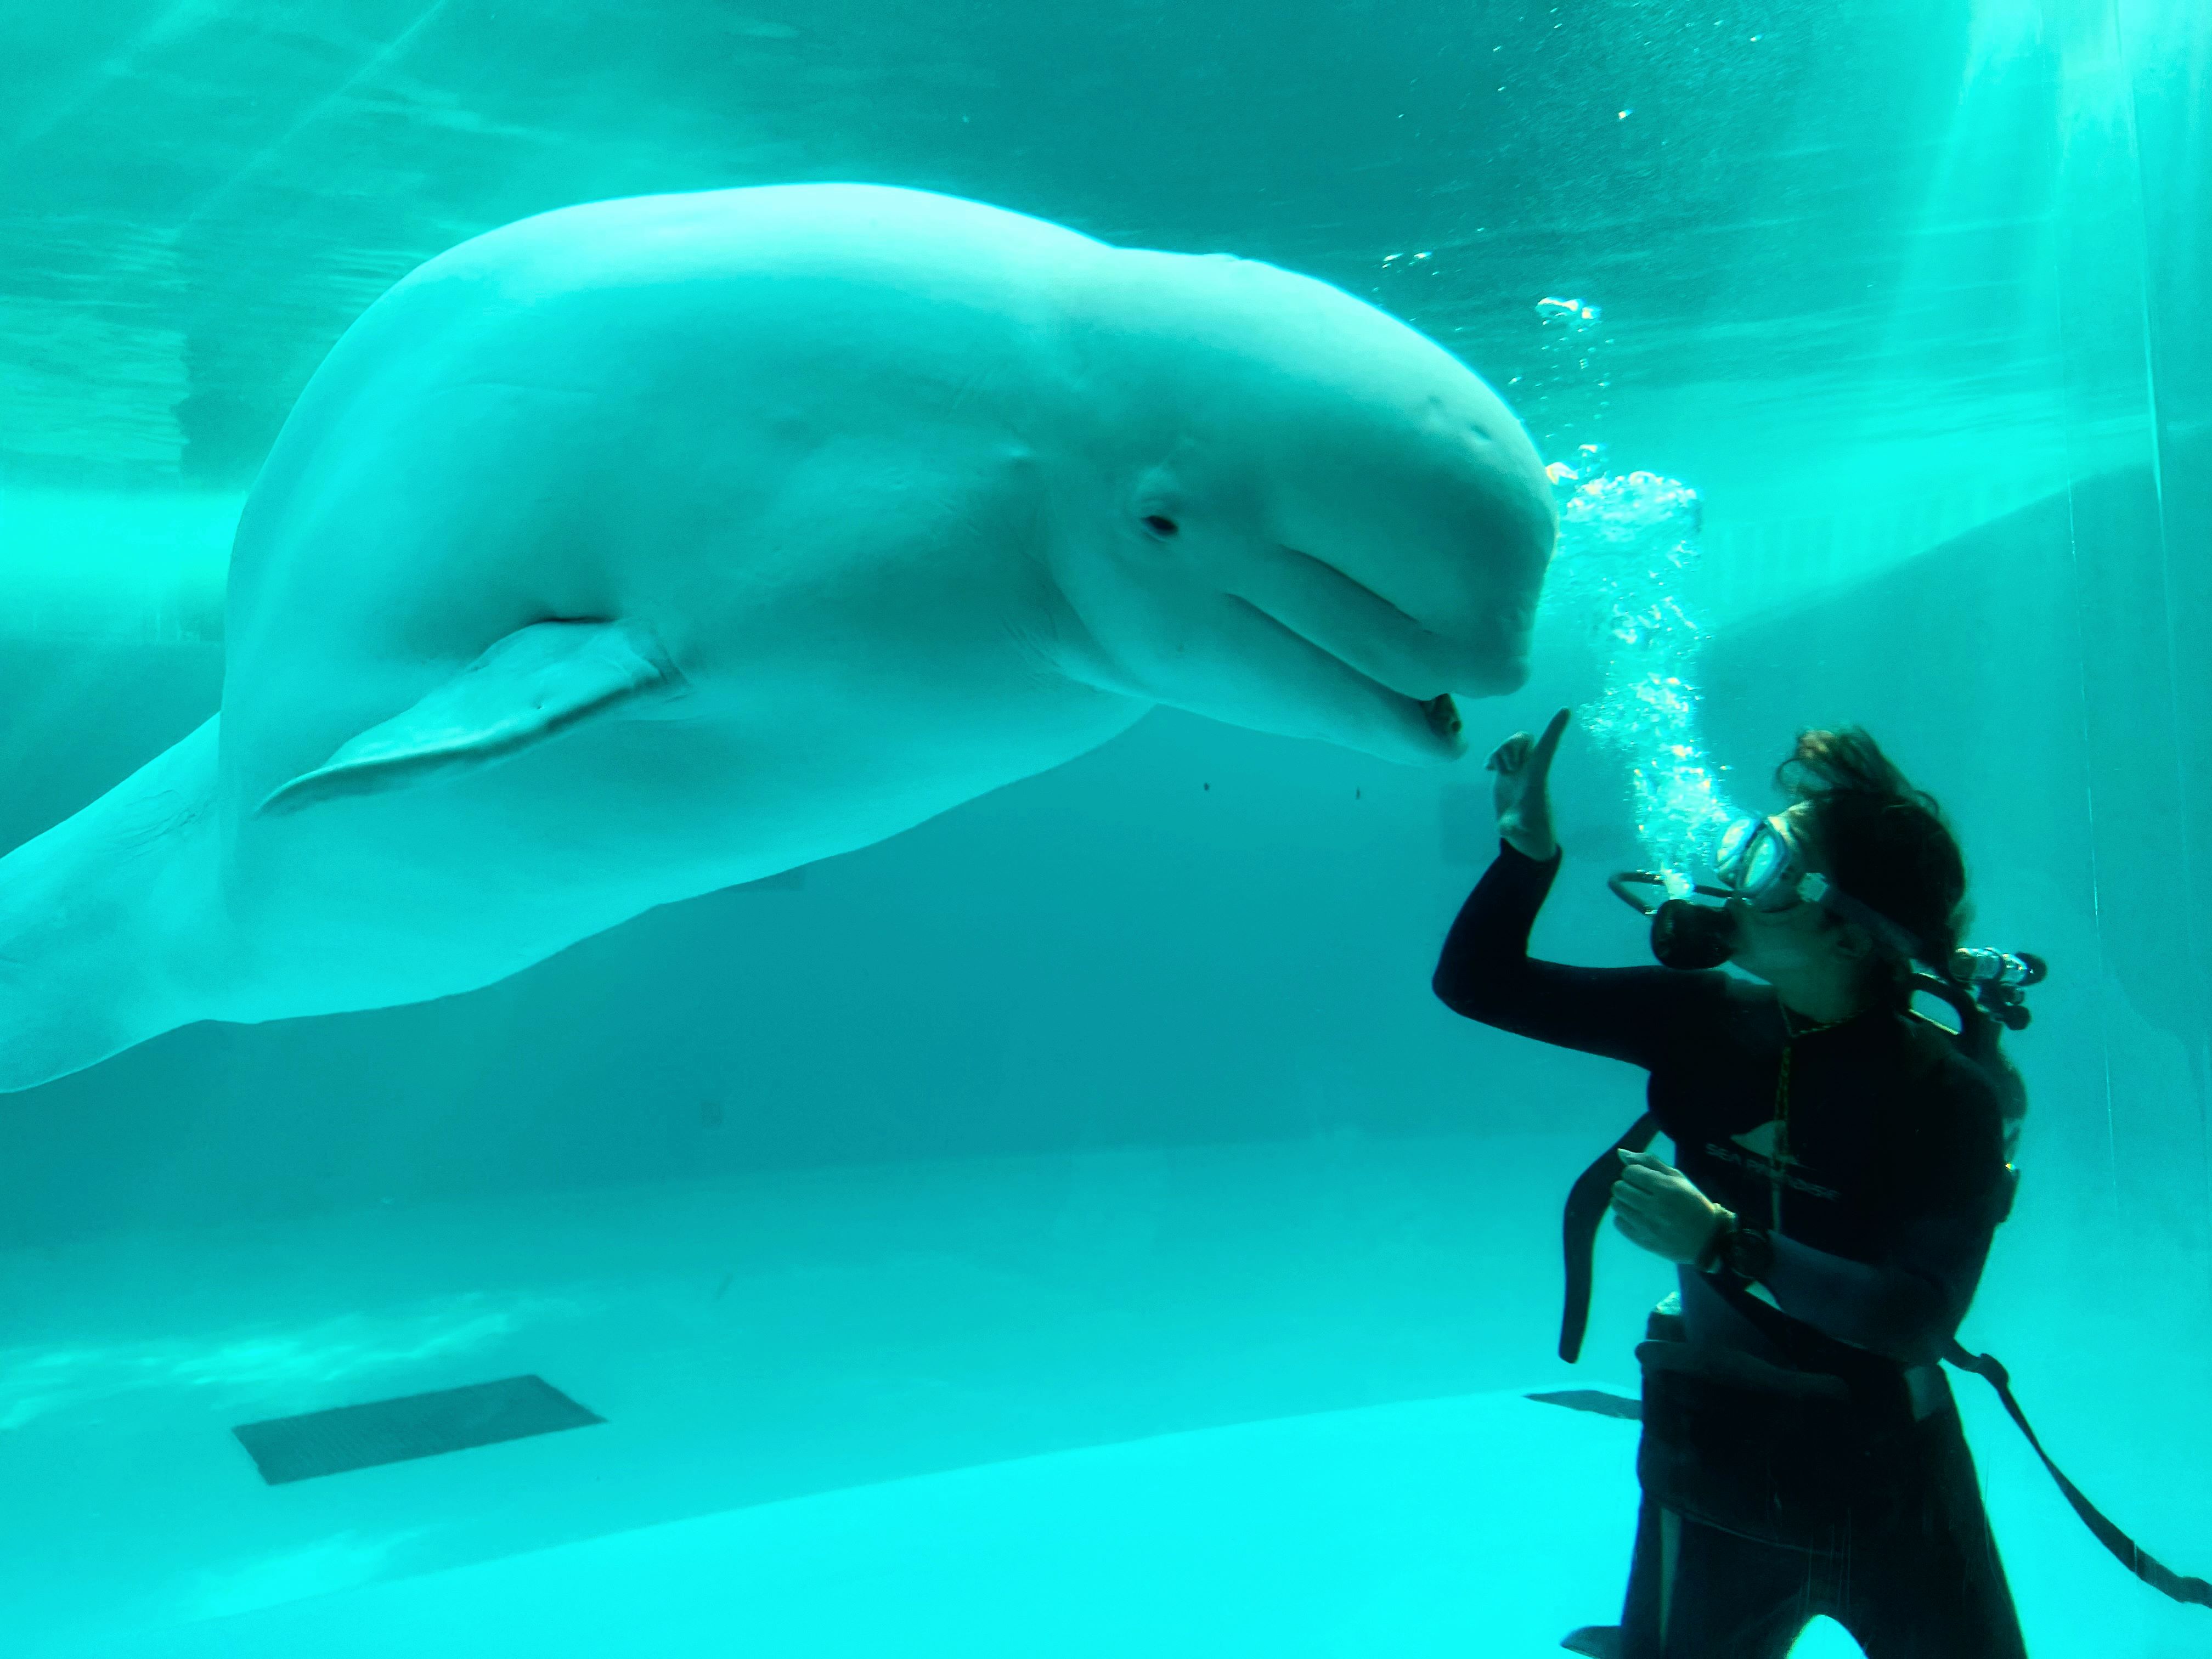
[1142,515,1180,538]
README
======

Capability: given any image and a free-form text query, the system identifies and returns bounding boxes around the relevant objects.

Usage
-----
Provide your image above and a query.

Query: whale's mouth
[1224,585,1469,763]
[1235,542,1511,698]
[1273,550,1474,731]
[1333,659,1462,751]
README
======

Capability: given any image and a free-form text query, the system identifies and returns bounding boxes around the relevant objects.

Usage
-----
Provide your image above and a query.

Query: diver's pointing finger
[1529,707,1572,775]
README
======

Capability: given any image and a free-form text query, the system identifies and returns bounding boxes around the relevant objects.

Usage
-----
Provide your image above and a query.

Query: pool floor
[0,1138,2190,1656]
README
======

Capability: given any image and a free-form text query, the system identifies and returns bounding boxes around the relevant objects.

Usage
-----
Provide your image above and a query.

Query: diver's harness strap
[1558,1113,1659,1362]
[1558,1123,2212,1610]
[1939,1339,2212,1607]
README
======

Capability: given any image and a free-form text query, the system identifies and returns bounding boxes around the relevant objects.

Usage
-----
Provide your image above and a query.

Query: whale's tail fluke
[0,716,225,1094]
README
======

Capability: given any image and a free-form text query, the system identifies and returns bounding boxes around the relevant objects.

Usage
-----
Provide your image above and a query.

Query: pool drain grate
[1527,1388,1643,1421]
[232,1374,604,1485]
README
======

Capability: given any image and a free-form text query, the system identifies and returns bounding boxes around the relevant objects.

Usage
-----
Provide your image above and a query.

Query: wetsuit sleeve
[1755,1219,1994,1366]
[1432,843,1720,1073]
[1751,1055,2010,1364]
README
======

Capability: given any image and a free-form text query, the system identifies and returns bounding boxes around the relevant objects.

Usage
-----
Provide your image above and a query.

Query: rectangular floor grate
[1527,1388,1643,1422]
[233,1374,604,1485]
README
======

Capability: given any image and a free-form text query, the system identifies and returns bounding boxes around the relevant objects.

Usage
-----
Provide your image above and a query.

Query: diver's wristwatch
[1696,1209,1775,1283]
[1694,1207,1738,1274]
[1724,1223,1775,1283]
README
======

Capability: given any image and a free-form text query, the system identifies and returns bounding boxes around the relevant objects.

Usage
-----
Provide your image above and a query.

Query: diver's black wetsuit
[1435,844,2025,1659]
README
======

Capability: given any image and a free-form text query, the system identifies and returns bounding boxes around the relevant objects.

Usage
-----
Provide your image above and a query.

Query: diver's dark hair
[1776,726,1967,972]
[1780,727,2024,1141]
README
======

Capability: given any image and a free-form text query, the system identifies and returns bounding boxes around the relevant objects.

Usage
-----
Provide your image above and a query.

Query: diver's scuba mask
[1609,814,1921,973]
[1713,816,1812,911]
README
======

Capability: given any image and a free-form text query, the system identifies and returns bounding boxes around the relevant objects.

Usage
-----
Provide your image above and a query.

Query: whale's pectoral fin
[257,619,681,817]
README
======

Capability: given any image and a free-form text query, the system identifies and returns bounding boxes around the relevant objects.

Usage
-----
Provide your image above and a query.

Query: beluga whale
[0,184,1555,1092]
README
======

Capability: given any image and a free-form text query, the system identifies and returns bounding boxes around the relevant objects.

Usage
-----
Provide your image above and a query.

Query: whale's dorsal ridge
[257,619,679,819]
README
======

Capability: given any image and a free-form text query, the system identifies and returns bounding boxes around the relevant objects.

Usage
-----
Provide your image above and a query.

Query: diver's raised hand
[1485,707,1570,861]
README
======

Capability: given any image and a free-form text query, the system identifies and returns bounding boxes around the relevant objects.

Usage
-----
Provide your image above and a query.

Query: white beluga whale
[0,184,1554,1092]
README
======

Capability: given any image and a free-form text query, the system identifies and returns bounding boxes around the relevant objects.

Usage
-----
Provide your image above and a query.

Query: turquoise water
[1,3,2207,1654]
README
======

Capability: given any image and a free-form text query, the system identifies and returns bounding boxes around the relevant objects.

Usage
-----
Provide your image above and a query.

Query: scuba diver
[1434,709,2027,1657]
